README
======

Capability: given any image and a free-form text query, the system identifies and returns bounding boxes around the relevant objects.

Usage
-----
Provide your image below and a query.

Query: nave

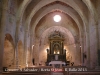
[0,0,100,75]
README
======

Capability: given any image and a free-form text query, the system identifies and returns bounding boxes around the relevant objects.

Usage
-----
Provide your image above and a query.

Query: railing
[47,54,66,62]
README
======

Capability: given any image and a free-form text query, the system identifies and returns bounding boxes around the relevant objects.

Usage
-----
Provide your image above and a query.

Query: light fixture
[57,51,60,54]
[80,45,82,47]
[32,45,34,49]
[53,15,61,22]
[54,51,55,54]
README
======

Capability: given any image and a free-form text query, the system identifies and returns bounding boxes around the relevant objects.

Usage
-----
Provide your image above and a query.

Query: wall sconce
[54,51,55,54]
[32,45,34,50]
[57,51,59,54]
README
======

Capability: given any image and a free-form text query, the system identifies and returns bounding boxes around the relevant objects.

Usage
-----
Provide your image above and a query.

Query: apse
[37,26,81,66]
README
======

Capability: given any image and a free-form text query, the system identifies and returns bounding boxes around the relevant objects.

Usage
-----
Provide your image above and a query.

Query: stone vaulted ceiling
[16,0,98,43]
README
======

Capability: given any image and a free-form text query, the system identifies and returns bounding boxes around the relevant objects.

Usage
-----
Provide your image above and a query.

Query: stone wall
[97,0,100,66]
[3,34,14,68]
[89,14,98,68]
[2,0,27,68]
[5,0,17,38]
[0,0,1,26]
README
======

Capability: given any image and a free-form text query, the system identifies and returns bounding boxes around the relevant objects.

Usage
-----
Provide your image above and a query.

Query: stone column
[82,35,85,66]
[62,41,63,54]
[96,22,100,68]
[80,44,82,65]
[50,41,53,54]
[30,33,34,66]
[15,19,22,68]
[50,41,51,54]
[0,0,8,72]
[24,30,28,67]
[14,43,19,68]
[34,39,40,66]
[86,29,90,68]
[80,34,84,66]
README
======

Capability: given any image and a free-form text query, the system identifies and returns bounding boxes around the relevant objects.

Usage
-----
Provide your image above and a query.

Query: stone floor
[52,72,63,75]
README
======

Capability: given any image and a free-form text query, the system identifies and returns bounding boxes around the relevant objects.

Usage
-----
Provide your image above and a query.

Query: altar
[49,61,66,68]
[46,31,69,66]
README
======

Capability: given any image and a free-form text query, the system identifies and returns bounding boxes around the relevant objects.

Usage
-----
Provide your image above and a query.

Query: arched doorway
[3,34,14,68]
[18,40,24,68]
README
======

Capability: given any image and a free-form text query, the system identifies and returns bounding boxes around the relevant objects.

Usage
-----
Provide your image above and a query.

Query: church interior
[0,0,100,75]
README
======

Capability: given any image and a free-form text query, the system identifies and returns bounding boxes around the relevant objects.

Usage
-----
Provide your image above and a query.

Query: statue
[54,45,60,54]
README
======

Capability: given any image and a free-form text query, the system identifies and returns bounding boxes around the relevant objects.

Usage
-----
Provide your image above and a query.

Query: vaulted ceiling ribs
[16,0,97,43]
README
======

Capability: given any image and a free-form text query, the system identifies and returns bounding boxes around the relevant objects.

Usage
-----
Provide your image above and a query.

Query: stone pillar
[14,43,18,68]
[0,0,8,72]
[80,44,82,65]
[50,41,53,54]
[34,39,40,66]
[30,33,34,66]
[87,31,90,68]
[15,19,21,68]
[61,41,64,54]
[80,34,84,66]
[50,41,51,54]
[24,30,28,67]
[96,22,100,68]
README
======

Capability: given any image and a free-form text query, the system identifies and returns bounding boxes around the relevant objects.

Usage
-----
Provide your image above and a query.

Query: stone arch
[25,0,88,37]
[18,40,24,67]
[3,33,14,68]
